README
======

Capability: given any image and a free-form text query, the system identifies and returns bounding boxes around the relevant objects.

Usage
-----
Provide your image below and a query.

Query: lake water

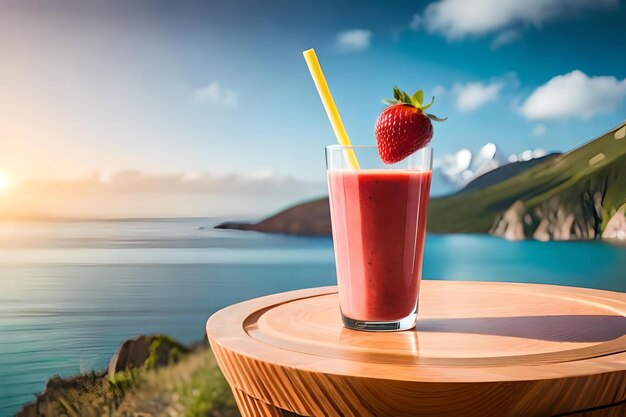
[1,218,625,416]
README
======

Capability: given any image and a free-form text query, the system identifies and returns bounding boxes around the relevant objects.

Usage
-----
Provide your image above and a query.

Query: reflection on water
[0,218,624,416]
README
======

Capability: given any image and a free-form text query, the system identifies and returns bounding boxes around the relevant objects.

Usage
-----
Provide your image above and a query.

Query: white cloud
[435,143,550,192]
[2,170,327,218]
[432,85,446,97]
[490,29,522,49]
[419,0,617,39]
[454,81,504,112]
[436,148,473,188]
[193,81,238,108]
[508,148,548,162]
[435,143,504,190]
[82,170,321,196]
[519,70,626,120]
[336,29,372,52]
[409,14,423,31]
[532,123,547,136]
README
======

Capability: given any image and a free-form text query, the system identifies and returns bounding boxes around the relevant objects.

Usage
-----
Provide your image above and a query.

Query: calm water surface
[0,218,625,416]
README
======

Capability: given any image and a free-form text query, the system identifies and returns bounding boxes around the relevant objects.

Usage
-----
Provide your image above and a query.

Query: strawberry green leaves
[393,86,412,104]
[411,90,424,107]
[383,86,447,122]
[426,113,447,122]
[421,96,435,111]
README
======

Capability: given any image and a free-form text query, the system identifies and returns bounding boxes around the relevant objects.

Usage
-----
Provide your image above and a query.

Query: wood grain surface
[207,281,626,417]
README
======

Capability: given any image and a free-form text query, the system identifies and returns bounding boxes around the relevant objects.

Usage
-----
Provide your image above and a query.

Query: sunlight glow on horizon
[0,172,12,192]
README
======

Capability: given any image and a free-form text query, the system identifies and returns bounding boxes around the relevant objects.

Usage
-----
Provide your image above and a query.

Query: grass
[110,347,238,417]
[174,361,237,417]
[24,348,239,417]
[144,334,186,371]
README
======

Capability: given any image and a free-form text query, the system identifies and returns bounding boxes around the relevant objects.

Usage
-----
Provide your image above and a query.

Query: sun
[0,172,12,192]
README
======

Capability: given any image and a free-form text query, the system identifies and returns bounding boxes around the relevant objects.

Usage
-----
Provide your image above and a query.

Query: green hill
[429,121,626,240]
[216,122,626,241]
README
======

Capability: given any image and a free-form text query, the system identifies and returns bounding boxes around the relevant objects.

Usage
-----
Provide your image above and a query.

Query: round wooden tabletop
[206,281,626,417]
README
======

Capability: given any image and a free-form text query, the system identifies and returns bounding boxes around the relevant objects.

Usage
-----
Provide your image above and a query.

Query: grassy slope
[114,349,237,417]
[20,348,238,417]
[427,122,626,234]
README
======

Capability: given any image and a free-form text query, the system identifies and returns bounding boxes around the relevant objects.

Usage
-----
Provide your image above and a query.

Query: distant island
[217,122,626,242]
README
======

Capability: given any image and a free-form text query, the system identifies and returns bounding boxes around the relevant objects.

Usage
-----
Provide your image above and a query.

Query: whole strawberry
[375,86,446,164]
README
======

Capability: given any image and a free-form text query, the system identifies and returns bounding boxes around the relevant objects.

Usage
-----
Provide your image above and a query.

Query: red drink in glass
[326,146,432,331]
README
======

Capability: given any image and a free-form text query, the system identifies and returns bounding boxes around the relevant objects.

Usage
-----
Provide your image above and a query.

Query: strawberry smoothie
[328,169,431,323]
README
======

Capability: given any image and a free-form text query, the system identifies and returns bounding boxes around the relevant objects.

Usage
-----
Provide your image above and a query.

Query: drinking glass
[326,145,432,331]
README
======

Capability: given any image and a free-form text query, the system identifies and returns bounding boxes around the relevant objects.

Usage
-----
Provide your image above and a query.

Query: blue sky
[1,0,625,217]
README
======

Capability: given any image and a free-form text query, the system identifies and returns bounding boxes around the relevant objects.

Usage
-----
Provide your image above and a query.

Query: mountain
[429,122,626,240]
[215,197,331,236]
[216,122,626,241]
[459,153,560,194]
[434,143,550,194]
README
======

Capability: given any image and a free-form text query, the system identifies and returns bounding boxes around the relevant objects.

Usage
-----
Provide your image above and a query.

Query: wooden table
[206,281,626,417]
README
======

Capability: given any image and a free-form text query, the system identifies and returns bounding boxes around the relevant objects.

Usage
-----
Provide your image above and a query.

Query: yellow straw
[303,48,360,169]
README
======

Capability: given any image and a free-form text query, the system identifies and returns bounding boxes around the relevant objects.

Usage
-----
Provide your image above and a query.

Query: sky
[0,0,625,218]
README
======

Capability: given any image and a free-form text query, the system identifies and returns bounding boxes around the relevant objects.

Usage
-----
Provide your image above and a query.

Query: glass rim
[326,144,432,151]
